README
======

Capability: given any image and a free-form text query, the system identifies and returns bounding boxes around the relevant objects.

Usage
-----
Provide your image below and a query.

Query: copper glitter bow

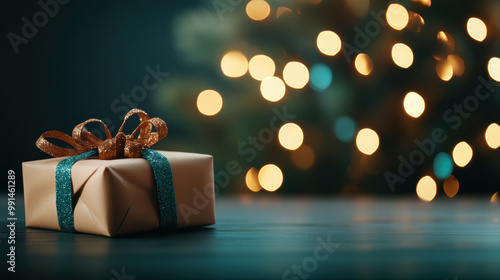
[36,109,168,160]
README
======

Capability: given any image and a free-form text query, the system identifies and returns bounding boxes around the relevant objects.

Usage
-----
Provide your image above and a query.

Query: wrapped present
[22,109,215,237]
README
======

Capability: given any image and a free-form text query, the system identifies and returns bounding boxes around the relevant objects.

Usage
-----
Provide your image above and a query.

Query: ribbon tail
[55,149,98,233]
[142,149,178,231]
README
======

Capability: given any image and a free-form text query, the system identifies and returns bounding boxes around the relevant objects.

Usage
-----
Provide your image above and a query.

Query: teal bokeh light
[334,116,357,143]
[433,152,454,180]
[310,63,332,91]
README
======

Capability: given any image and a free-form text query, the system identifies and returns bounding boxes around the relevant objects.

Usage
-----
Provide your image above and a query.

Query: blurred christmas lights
[433,152,453,180]
[309,63,332,91]
[386,3,409,31]
[485,123,500,149]
[403,92,425,118]
[245,167,262,192]
[260,76,286,102]
[452,142,473,167]
[316,30,342,56]
[492,192,499,203]
[249,54,275,81]
[197,89,223,116]
[434,31,454,60]
[258,164,283,192]
[356,128,379,155]
[406,11,425,32]
[416,176,437,202]
[246,0,271,21]
[283,61,309,89]
[278,123,304,150]
[487,57,500,82]
[391,43,413,68]
[447,54,465,77]
[291,145,316,170]
[466,17,487,42]
[411,0,431,8]
[221,51,248,78]
[354,53,373,76]
[175,0,500,198]
[334,116,357,143]
[443,175,459,198]
[436,59,453,81]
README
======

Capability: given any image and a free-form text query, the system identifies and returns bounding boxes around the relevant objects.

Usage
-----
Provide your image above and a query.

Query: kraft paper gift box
[22,109,215,237]
[22,151,215,237]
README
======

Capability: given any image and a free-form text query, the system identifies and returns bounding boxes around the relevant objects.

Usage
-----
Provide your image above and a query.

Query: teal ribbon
[55,149,177,233]
[141,149,177,231]
[56,150,98,232]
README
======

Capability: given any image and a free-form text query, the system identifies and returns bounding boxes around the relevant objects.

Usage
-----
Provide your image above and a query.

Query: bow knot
[36,109,168,160]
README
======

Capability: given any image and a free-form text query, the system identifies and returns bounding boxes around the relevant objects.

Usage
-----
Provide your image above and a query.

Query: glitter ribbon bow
[35,109,177,233]
[36,108,168,160]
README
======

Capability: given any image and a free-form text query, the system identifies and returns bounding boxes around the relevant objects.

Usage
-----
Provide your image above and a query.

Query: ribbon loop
[36,131,84,158]
[117,108,152,140]
[129,117,168,145]
[36,109,168,160]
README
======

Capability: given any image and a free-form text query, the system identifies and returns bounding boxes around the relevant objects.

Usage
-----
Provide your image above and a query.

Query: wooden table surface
[1,195,499,280]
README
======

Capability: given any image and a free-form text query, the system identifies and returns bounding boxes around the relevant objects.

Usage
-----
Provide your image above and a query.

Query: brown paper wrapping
[22,151,215,237]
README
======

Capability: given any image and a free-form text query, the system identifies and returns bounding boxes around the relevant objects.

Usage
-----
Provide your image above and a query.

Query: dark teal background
[2,0,199,185]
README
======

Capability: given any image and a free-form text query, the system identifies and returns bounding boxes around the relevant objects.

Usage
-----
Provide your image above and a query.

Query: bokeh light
[492,192,499,203]
[245,167,262,192]
[334,116,357,143]
[260,76,286,102]
[197,89,223,116]
[309,63,332,91]
[354,53,373,76]
[447,54,465,77]
[433,152,453,180]
[391,43,414,68]
[437,31,455,53]
[345,0,370,18]
[249,54,275,81]
[386,3,409,31]
[291,145,316,170]
[276,7,293,18]
[221,51,248,78]
[466,17,487,42]
[485,123,500,149]
[246,0,271,21]
[283,61,309,89]
[406,11,425,32]
[411,0,431,7]
[416,175,437,202]
[356,128,379,155]
[317,30,342,56]
[433,31,455,60]
[488,57,500,82]
[452,141,473,167]
[436,59,453,81]
[258,164,283,192]
[443,175,459,198]
[278,123,304,150]
[403,92,425,118]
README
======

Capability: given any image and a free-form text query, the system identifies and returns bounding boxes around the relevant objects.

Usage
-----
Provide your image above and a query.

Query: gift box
[22,109,215,237]
[23,151,215,236]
